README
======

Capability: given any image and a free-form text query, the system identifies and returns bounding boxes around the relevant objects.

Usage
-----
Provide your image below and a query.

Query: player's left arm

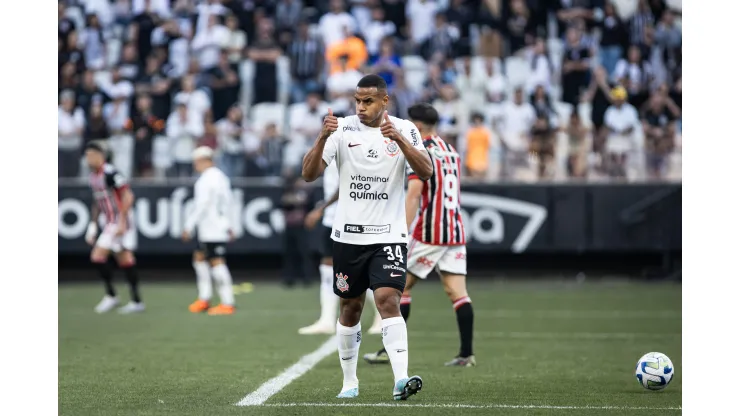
[183,179,209,239]
[405,178,423,230]
[106,169,134,235]
[381,112,433,180]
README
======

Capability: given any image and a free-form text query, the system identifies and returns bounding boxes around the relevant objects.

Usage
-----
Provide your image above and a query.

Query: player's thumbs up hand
[380,110,400,141]
[321,107,338,140]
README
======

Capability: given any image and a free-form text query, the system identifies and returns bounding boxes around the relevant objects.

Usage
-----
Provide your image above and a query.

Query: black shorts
[319,225,333,258]
[197,241,227,260]
[332,241,408,298]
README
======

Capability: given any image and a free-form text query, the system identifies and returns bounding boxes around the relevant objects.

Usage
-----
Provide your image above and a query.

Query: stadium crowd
[58,0,682,182]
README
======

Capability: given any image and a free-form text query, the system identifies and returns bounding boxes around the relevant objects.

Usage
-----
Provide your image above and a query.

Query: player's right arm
[302,108,338,182]
[405,178,423,231]
[183,177,209,240]
[86,202,100,245]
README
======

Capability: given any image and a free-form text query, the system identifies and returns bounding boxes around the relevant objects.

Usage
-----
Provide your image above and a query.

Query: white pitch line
[235,336,337,406]
[262,403,682,411]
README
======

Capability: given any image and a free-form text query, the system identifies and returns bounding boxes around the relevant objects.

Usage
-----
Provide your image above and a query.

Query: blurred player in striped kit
[364,103,475,367]
[84,141,145,314]
[300,156,383,335]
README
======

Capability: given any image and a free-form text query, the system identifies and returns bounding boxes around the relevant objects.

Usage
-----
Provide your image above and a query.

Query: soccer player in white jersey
[364,103,476,367]
[182,147,236,315]
[302,74,433,400]
[84,141,145,314]
[300,159,383,335]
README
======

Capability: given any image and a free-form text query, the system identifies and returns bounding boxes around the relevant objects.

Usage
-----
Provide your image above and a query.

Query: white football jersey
[322,114,426,245]
[184,166,232,242]
[322,160,340,228]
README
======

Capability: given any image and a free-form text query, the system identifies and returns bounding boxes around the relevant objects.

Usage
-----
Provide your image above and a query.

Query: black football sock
[379,295,412,355]
[453,296,474,358]
[122,265,142,303]
[96,261,116,297]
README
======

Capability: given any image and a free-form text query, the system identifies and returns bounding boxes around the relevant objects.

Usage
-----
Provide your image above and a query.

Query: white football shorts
[95,223,137,253]
[406,238,467,278]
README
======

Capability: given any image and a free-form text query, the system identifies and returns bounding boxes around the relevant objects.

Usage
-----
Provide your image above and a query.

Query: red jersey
[89,163,131,225]
[407,135,466,245]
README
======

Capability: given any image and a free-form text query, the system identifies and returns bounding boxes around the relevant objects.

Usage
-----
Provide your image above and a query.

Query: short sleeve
[321,119,342,167]
[105,167,129,191]
[402,120,426,152]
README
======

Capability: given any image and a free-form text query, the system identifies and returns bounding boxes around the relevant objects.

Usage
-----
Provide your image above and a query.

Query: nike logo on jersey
[348,143,361,147]
[390,273,402,277]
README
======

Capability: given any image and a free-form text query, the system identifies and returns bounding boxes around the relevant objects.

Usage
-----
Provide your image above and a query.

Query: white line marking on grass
[235,336,336,406]
[263,403,682,411]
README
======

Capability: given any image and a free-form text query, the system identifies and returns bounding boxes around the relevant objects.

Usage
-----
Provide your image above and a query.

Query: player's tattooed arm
[405,178,423,230]
[380,112,433,180]
[302,108,337,182]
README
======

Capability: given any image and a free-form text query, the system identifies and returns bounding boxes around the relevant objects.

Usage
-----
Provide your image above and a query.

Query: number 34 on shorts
[332,242,408,298]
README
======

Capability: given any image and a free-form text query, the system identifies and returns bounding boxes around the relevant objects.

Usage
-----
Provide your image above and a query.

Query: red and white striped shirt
[89,163,131,225]
[407,135,466,245]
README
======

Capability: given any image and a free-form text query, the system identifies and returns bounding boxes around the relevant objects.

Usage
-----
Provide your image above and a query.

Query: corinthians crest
[335,272,349,292]
[384,138,400,157]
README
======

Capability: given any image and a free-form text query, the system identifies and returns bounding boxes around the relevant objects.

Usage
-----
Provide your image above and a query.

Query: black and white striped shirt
[289,36,323,81]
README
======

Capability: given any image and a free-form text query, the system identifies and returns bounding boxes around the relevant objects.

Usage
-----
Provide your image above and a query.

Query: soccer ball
[635,352,674,390]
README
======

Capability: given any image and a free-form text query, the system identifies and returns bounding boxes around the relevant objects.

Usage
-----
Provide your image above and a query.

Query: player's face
[354,87,388,126]
[85,149,105,170]
[193,158,205,173]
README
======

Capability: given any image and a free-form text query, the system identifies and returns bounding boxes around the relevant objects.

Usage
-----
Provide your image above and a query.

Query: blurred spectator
[103,84,134,177]
[58,90,86,178]
[59,3,77,50]
[363,6,396,59]
[613,45,653,109]
[327,26,368,75]
[166,99,205,178]
[326,55,364,113]
[222,13,247,65]
[603,86,639,179]
[565,112,589,179]
[84,98,111,147]
[484,59,508,103]
[319,0,357,48]
[174,75,211,123]
[76,70,107,117]
[629,0,655,46]
[288,21,325,104]
[554,0,598,37]
[248,22,282,105]
[131,2,161,66]
[215,105,252,178]
[526,38,553,93]
[433,84,468,139]
[128,94,165,177]
[582,66,616,160]
[81,14,107,71]
[389,73,420,120]
[529,85,557,178]
[465,113,492,179]
[655,9,681,80]
[275,0,304,41]
[446,0,474,49]
[406,0,440,49]
[419,12,460,61]
[504,0,534,56]
[119,43,141,81]
[598,2,628,76]
[455,56,487,111]
[351,0,376,30]
[289,92,327,146]
[136,54,174,120]
[641,92,679,179]
[561,27,591,108]
[500,87,536,177]
[381,0,407,42]
[256,123,287,176]
[151,18,192,78]
[133,0,171,18]
[61,31,87,75]
[208,51,241,121]
[280,174,313,287]
[368,37,402,90]
[477,0,503,58]
[191,14,228,71]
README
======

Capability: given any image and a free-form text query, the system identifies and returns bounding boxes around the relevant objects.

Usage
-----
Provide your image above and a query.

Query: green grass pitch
[59,279,681,415]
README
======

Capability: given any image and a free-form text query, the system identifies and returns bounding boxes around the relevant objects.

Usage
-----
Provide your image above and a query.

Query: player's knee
[441,273,468,301]
[116,251,136,268]
[338,298,363,326]
[90,248,109,263]
[372,287,401,316]
[193,251,206,262]
[209,257,225,267]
